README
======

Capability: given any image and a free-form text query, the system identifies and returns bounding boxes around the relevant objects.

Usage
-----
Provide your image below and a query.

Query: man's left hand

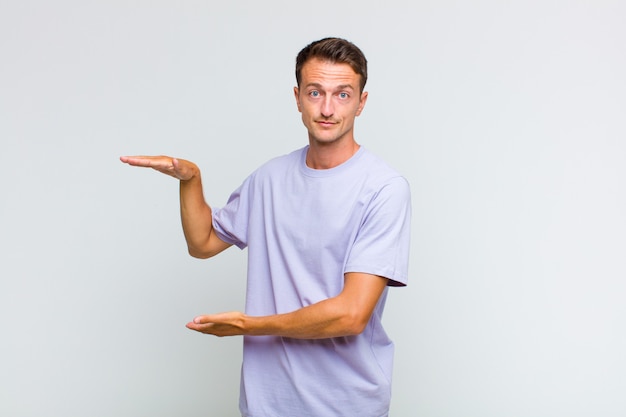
[186,312,247,337]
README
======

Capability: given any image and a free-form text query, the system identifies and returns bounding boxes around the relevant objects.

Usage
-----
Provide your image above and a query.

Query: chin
[310,135,340,145]
[310,130,343,143]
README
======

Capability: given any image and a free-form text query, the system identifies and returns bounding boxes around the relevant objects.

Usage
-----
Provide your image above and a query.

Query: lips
[316,120,337,127]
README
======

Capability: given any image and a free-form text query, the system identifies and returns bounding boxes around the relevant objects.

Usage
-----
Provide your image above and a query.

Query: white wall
[1,1,624,416]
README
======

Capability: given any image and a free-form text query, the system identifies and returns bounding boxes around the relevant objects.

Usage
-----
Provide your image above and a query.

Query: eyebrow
[305,82,355,91]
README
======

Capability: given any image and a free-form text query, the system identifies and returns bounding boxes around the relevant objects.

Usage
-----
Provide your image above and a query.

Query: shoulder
[249,147,305,179]
[358,148,410,192]
[233,147,305,192]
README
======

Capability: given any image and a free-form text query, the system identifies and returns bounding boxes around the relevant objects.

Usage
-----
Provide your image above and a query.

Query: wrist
[180,167,200,184]
[243,314,267,336]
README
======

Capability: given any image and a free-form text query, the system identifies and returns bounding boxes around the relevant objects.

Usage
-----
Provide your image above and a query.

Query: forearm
[188,273,388,339]
[245,296,366,339]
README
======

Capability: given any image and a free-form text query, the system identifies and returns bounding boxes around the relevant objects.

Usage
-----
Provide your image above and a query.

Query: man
[121,37,411,417]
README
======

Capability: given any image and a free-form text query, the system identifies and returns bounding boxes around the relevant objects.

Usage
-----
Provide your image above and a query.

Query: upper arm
[188,229,232,259]
[345,177,411,287]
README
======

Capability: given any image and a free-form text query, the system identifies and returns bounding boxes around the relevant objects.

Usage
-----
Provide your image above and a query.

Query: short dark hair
[295,37,368,92]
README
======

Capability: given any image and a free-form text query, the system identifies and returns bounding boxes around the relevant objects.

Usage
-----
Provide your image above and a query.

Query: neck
[306,139,360,170]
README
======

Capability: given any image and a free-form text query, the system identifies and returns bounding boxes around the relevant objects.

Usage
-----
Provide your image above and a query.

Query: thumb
[171,158,197,181]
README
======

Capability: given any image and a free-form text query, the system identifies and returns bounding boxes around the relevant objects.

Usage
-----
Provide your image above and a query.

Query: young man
[121,37,411,417]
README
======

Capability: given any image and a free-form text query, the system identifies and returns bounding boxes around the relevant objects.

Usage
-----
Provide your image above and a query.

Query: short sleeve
[212,178,251,250]
[344,176,412,286]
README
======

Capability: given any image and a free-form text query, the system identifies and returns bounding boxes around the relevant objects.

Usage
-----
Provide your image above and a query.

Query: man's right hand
[119,155,199,181]
[120,154,231,258]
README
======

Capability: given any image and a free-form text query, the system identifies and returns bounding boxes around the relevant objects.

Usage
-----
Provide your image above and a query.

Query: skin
[119,59,386,339]
[294,58,368,169]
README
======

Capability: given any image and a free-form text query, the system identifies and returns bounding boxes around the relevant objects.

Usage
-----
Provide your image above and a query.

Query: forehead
[300,58,360,88]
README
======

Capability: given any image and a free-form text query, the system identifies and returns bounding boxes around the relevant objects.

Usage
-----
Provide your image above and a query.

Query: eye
[309,90,320,98]
[338,92,349,99]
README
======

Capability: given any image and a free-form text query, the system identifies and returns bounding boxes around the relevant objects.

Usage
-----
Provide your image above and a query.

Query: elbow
[341,311,370,336]
[349,320,369,336]
[187,246,216,259]
[186,232,231,259]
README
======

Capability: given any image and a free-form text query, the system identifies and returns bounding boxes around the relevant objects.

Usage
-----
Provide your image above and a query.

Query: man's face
[294,58,368,146]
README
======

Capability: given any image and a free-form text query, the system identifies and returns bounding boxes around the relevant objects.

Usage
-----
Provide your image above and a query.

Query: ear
[355,91,368,116]
[294,86,302,112]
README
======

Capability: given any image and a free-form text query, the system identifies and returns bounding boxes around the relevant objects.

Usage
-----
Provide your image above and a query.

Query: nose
[320,96,334,118]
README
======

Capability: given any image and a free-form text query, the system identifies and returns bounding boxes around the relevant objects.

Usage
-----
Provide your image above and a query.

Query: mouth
[316,120,337,127]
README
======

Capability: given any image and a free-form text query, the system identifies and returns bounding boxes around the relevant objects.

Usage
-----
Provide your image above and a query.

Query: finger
[120,155,185,180]
[186,320,224,335]
[191,311,238,325]
[186,321,207,331]
[120,155,149,166]
[186,321,237,337]
[120,155,170,168]
[120,155,152,164]
[193,314,218,325]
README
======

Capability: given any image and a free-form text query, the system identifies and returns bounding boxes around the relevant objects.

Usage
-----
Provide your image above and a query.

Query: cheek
[301,102,315,116]
[353,101,365,116]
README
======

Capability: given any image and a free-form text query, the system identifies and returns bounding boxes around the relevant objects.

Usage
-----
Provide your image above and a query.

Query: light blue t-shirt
[212,145,411,417]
